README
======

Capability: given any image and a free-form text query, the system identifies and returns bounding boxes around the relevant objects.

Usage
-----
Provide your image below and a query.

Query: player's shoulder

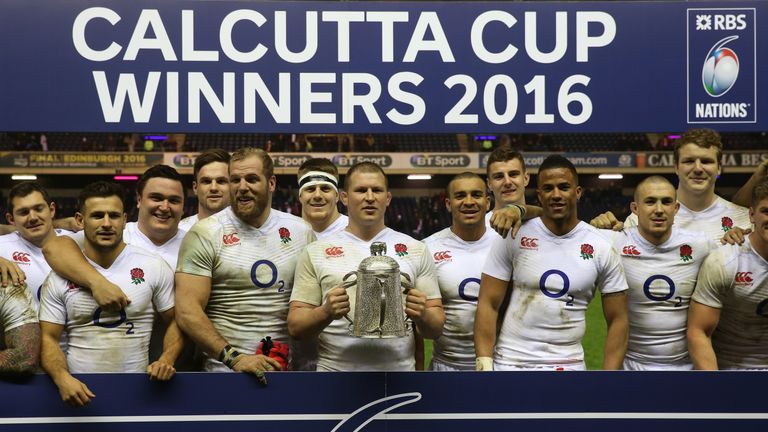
[576,221,616,248]
[423,227,452,246]
[671,227,712,247]
[0,232,21,245]
[270,209,313,232]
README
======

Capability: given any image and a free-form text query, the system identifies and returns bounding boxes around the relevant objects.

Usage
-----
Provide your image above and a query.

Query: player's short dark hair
[77,181,126,213]
[633,175,676,202]
[298,158,339,180]
[447,172,486,195]
[486,147,525,177]
[137,165,184,196]
[344,162,388,191]
[537,154,578,186]
[674,128,723,166]
[230,147,274,179]
[7,182,52,213]
[193,148,230,180]
[752,179,768,207]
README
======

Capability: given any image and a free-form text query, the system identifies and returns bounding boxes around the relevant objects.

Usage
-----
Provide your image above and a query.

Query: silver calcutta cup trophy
[341,242,413,338]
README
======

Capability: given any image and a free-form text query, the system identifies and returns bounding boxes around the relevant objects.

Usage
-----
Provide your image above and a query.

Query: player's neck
[197,206,214,220]
[541,216,579,236]
[346,221,386,242]
[677,188,717,212]
[748,232,768,261]
[28,229,56,249]
[451,222,486,242]
[638,227,672,246]
[84,241,127,269]
[306,211,340,234]
[138,222,176,246]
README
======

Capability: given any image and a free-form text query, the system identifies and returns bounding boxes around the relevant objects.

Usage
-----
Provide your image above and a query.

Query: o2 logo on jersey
[539,270,574,307]
[251,259,286,293]
[93,307,134,334]
[643,275,684,307]
[702,36,739,97]
[458,277,480,302]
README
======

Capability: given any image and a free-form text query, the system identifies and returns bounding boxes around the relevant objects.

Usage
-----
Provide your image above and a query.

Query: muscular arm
[42,236,129,311]
[40,321,94,407]
[52,217,80,232]
[601,291,629,370]
[687,301,721,370]
[408,293,444,340]
[732,159,768,207]
[474,274,509,359]
[175,272,281,376]
[0,323,40,374]
[174,273,226,356]
[146,308,184,380]
[288,300,338,340]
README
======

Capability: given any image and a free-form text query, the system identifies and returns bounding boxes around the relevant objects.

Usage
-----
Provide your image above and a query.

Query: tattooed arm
[0,322,41,374]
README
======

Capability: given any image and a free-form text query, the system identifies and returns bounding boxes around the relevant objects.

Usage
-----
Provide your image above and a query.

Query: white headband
[298,171,338,193]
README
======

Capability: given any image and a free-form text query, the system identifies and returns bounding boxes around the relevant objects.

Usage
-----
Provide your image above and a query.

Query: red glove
[256,336,289,371]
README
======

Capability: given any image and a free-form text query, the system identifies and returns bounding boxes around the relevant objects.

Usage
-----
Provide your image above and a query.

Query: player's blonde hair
[230,147,274,178]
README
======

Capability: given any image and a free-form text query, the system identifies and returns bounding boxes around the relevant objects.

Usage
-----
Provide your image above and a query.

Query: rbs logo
[695,14,747,31]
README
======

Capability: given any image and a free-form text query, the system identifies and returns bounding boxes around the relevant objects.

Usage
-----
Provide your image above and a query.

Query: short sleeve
[482,234,514,281]
[152,259,176,313]
[0,284,38,332]
[691,247,738,309]
[596,244,629,295]
[38,273,68,325]
[415,244,440,300]
[289,248,323,306]
[176,225,216,277]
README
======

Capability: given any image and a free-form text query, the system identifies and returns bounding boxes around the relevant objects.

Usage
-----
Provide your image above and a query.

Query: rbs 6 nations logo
[687,8,756,124]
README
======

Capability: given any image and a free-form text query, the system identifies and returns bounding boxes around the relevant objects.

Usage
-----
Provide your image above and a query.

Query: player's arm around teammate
[42,235,129,312]
[0,256,26,288]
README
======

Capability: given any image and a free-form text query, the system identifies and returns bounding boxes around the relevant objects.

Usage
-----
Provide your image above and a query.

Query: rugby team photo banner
[0,0,765,133]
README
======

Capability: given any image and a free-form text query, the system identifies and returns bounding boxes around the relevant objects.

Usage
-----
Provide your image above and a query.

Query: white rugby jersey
[178,214,199,232]
[424,227,496,369]
[39,244,175,373]
[177,207,314,371]
[291,228,440,371]
[0,230,75,307]
[604,227,715,368]
[315,214,348,240]
[483,218,628,368]
[0,284,38,336]
[692,238,768,369]
[624,196,750,243]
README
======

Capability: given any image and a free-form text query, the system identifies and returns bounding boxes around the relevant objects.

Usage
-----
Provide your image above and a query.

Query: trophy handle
[341,271,357,324]
[400,272,413,326]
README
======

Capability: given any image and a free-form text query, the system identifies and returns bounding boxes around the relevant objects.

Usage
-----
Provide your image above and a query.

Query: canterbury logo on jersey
[622,245,641,256]
[734,272,753,285]
[433,251,452,262]
[12,251,31,263]
[222,233,240,246]
[325,246,344,257]
[520,237,538,249]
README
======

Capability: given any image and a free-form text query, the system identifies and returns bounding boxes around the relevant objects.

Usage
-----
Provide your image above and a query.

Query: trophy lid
[359,241,399,272]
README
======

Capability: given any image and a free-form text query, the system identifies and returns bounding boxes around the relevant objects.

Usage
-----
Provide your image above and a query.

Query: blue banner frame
[0,1,765,133]
[1,372,766,431]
